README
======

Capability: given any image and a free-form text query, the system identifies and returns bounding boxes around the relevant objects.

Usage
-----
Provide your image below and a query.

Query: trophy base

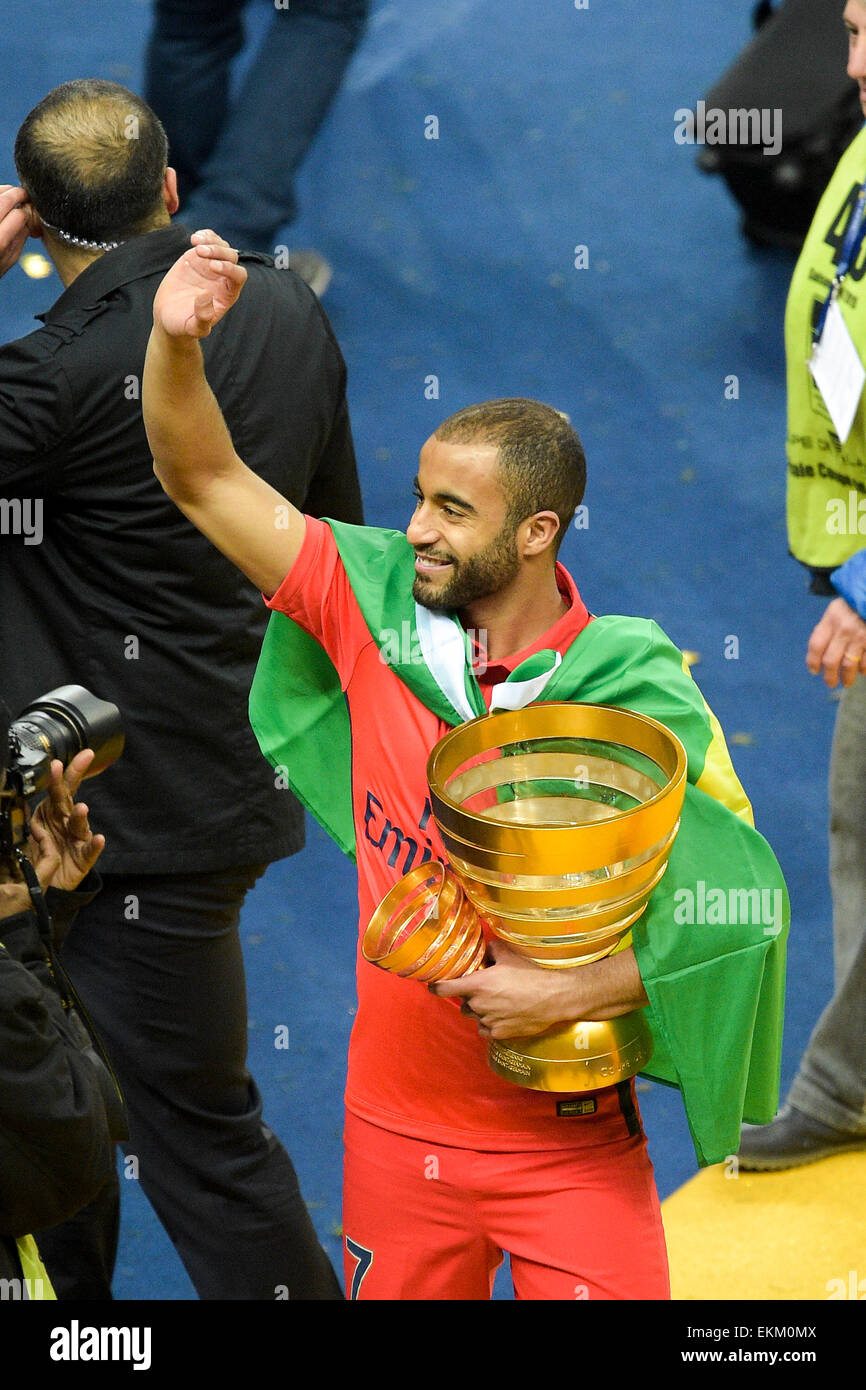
[487,1010,653,1092]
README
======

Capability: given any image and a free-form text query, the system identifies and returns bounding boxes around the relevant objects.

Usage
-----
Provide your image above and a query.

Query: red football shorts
[342,1089,670,1301]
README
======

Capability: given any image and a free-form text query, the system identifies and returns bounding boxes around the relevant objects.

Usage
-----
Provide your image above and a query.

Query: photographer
[0,714,112,1298]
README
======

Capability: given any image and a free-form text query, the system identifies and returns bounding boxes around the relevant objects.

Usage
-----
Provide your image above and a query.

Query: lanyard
[814,180,866,344]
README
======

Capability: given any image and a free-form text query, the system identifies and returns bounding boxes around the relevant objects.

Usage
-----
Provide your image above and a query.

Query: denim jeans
[145,0,370,251]
[788,675,866,1133]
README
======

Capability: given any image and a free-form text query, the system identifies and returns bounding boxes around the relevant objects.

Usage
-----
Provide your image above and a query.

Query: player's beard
[412,520,520,612]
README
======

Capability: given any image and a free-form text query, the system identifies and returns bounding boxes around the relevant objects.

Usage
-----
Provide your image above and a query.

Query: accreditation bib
[808,295,866,445]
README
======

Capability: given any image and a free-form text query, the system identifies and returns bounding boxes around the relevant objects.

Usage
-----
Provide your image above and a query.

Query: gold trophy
[362,703,687,1092]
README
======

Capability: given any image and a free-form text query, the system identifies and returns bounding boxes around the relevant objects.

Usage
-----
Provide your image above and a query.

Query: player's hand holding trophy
[363,703,686,1091]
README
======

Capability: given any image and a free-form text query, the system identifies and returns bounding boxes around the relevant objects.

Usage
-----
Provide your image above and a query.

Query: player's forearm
[433,939,650,1038]
[143,325,240,504]
[142,319,306,596]
[552,947,649,1022]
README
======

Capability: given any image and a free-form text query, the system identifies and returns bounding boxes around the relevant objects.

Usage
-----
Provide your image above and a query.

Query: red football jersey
[266,518,604,1150]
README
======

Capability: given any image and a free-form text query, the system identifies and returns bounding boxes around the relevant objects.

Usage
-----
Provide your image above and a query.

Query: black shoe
[737,1104,866,1171]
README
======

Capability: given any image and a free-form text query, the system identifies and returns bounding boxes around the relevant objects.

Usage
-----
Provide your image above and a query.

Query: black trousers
[36,868,342,1300]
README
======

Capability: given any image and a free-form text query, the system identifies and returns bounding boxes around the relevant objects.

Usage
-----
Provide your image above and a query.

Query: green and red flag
[250,521,788,1166]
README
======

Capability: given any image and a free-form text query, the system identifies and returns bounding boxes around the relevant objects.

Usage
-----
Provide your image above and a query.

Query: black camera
[0,685,124,866]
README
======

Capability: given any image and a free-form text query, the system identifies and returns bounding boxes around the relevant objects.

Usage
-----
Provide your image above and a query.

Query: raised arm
[143,230,306,597]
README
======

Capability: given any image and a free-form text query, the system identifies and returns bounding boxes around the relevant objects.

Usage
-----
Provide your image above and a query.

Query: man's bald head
[14,79,169,246]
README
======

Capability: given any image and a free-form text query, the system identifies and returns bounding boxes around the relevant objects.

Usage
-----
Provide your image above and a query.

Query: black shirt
[0,225,364,872]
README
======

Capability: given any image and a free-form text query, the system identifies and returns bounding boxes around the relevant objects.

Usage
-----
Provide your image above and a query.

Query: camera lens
[11,685,124,793]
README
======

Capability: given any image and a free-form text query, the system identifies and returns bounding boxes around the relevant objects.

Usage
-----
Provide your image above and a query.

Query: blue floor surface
[1,0,839,1299]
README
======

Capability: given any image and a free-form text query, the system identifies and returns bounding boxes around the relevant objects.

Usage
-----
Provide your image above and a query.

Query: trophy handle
[363,861,654,1091]
[361,861,486,982]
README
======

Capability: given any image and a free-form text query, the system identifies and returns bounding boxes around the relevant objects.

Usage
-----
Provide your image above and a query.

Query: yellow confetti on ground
[730,731,754,746]
[662,1155,866,1300]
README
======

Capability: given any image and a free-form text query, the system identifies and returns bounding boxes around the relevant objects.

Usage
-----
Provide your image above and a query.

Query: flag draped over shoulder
[250,521,788,1166]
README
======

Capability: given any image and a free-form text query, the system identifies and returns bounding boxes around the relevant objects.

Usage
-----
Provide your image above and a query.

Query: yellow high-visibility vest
[14,1235,56,1301]
[786,124,866,567]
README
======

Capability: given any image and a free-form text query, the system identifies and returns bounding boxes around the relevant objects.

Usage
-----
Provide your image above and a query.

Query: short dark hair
[14,80,169,244]
[434,398,586,552]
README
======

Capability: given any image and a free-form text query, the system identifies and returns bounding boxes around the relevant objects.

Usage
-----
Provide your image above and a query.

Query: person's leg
[341,1113,502,1300]
[477,1085,670,1301]
[179,0,370,251]
[35,1169,120,1301]
[145,0,248,198]
[787,675,866,1131]
[739,678,866,1169]
[786,938,866,1133]
[38,869,342,1300]
[738,678,866,1166]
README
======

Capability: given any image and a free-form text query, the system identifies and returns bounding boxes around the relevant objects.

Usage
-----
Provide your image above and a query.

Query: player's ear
[520,511,560,558]
[163,167,179,216]
[24,202,44,239]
